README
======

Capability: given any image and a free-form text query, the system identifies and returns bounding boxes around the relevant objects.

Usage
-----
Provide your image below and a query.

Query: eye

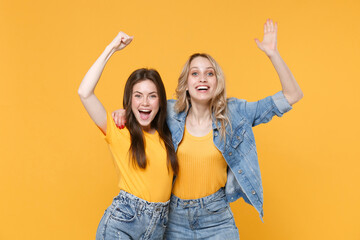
[191,72,198,76]
[149,94,157,99]
[134,94,142,98]
[207,71,215,76]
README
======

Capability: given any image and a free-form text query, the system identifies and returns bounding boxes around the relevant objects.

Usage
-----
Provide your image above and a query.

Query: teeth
[196,86,209,90]
[139,110,151,113]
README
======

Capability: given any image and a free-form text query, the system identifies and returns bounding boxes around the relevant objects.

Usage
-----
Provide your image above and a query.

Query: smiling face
[187,56,217,105]
[131,79,160,132]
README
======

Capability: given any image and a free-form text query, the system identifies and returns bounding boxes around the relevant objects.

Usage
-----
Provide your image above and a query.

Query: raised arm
[255,19,303,105]
[78,32,133,133]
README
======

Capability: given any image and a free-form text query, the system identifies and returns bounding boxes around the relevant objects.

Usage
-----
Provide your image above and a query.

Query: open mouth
[139,109,152,120]
[196,86,209,92]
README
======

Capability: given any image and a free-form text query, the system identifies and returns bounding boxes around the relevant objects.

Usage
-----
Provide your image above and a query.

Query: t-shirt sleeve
[104,111,117,144]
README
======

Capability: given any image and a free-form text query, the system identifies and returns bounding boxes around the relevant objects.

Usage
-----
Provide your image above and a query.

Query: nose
[200,74,208,82]
[142,96,150,106]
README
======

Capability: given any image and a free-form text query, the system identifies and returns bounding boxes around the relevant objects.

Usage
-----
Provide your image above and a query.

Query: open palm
[255,19,278,57]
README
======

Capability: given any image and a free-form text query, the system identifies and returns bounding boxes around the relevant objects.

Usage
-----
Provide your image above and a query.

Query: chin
[191,97,212,104]
[139,122,151,128]
[136,117,154,129]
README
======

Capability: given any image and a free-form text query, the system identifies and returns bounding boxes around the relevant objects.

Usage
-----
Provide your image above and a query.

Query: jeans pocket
[204,198,229,215]
[109,200,137,222]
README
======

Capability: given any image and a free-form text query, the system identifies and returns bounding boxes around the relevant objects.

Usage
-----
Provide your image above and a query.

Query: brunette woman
[78,32,178,240]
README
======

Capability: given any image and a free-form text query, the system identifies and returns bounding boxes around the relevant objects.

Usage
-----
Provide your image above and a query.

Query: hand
[255,19,278,57]
[112,109,126,129]
[109,32,133,52]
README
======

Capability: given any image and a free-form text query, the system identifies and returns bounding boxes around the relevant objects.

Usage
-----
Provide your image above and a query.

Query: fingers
[112,111,120,128]
[264,19,277,33]
[123,36,133,45]
[111,32,133,50]
[121,35,133,46]
[264,22,267,34]
[119,110,126,128]
[112,110,126,129]
[269,19,274,32]
[117,116,125,129]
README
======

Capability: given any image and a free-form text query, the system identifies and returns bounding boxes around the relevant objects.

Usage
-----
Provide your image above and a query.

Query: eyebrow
[133,91,158,94]
[190,67,215,70]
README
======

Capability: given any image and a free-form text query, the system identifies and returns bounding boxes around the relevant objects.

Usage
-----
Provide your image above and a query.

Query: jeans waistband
[113,190,170,218]
[170,188,226,208]
[115,190,170,218]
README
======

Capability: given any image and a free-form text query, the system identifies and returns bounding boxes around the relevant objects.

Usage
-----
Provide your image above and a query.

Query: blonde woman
[113,19,303,239]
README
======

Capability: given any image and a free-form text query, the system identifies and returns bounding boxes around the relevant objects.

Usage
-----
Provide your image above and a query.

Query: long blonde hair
[174,53,230,139]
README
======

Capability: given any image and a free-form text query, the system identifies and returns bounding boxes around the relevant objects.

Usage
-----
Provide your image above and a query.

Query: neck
[142,126,156,134]
[187,102,212,126]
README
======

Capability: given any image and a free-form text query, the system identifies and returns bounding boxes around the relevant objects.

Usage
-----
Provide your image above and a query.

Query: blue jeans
[96,190,169,240]
[165,188,239,240]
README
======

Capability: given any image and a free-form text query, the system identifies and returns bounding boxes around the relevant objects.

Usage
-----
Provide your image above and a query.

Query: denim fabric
[165,188,239,240]
[96,190,169,240]
[167,91,292,220]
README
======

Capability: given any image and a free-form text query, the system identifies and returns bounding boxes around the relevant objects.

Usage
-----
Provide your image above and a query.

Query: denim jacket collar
[171,104,221,131]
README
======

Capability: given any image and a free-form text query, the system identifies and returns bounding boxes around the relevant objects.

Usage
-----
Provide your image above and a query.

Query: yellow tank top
[104,112,173,202]
[172,127,227,199]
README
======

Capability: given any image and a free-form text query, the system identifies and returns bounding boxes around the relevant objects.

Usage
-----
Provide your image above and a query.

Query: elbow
[294,90,304,104]
[284,90,304,106]
[77,87,91,99]
[298,90,304,101]
[77,88,85,99]
[291,91,304,105]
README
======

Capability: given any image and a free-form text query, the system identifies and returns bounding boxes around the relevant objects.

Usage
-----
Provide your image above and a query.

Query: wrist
[267,49,280,59]
[105,44,117,55]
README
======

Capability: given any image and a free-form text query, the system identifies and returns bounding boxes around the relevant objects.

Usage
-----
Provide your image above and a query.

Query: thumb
[254,38,263,50]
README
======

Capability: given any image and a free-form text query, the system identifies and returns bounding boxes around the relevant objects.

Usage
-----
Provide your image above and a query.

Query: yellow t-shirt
[104,112,173,203]
[172,127,228,199]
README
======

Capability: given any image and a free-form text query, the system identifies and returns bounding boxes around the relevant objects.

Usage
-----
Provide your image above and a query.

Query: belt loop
[162,205,167,219]
[137,202,143,216]
[175,196,179,207]
[200,198,204,208]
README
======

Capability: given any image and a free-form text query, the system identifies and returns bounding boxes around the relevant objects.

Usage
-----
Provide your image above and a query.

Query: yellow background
[1,0,359,239]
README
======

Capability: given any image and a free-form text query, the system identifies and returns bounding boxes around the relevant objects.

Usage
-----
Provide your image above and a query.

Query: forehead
[190,57,213,69]
[132,79,157,93]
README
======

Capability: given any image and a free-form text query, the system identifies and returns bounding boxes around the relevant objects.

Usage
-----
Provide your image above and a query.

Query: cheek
[187,80,196,92]
[131,98,139,110]
[211,78,218,89]
[187,78,196,86]
[153,99,160,110]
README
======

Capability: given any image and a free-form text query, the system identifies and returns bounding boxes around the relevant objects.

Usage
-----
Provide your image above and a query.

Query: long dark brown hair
[123,68,178,175]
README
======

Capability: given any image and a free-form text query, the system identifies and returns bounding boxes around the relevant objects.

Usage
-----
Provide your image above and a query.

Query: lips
[195,85,210,92]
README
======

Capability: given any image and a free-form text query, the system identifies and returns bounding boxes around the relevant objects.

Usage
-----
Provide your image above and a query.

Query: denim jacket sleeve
[238,91,292,127]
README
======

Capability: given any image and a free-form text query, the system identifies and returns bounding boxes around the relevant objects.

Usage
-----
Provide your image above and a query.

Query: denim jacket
[166,91,292,220]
